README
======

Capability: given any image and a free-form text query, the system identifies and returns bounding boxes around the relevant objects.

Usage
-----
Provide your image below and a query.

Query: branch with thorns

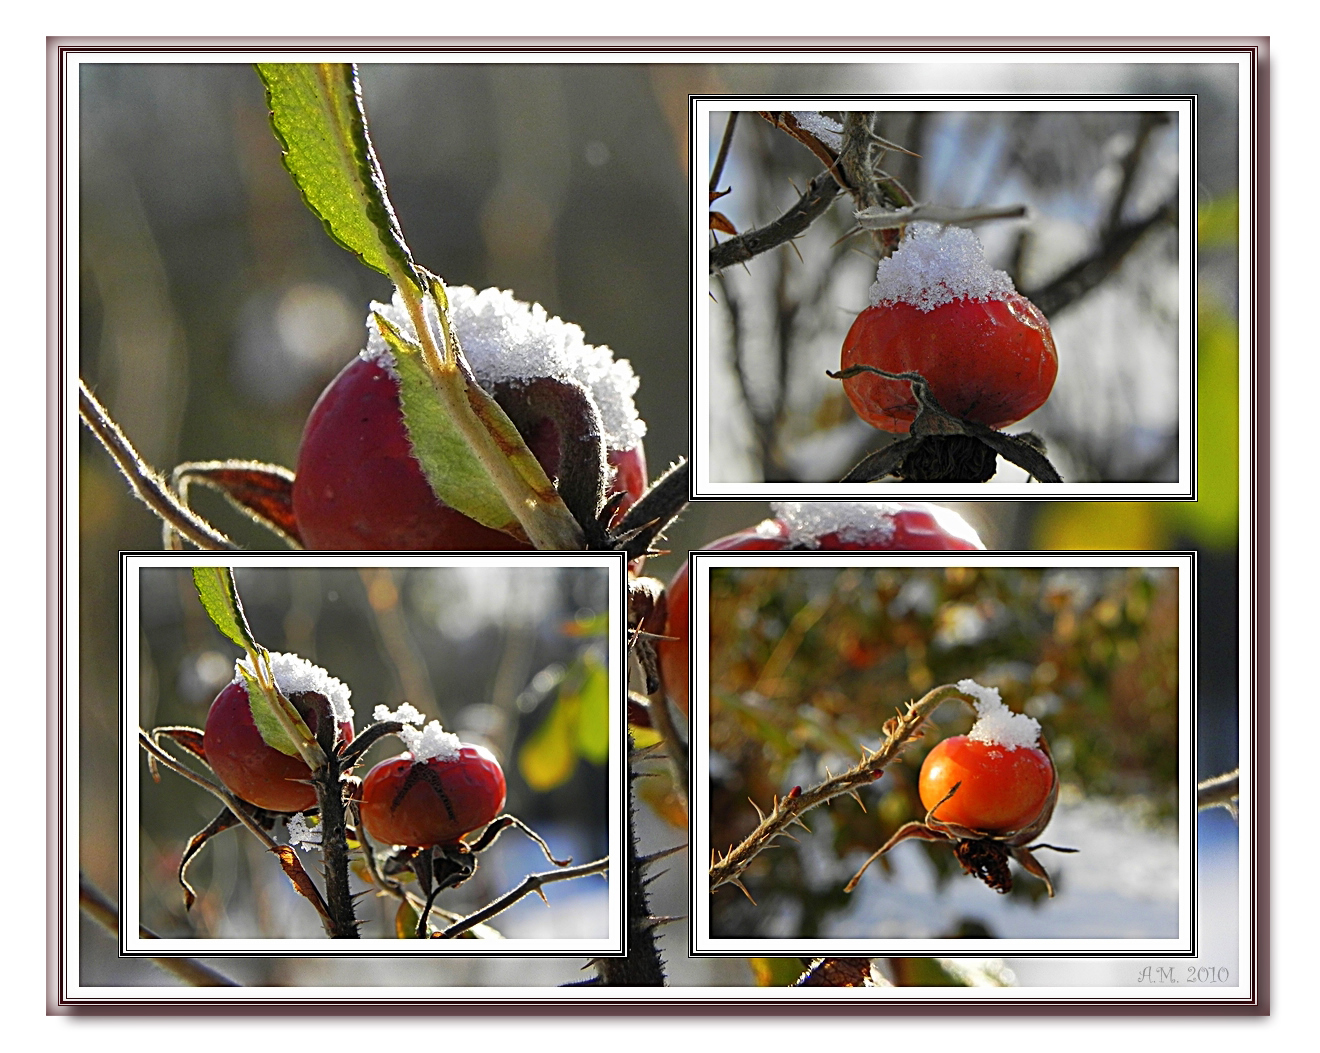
[708,683,966,900]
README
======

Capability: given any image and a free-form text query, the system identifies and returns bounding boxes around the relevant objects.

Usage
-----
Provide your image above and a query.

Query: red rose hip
[839,223,1057,434]
[360,743,507,848]
[919,735,1055,834]
[203,653,355,813]
[292,285,649,550]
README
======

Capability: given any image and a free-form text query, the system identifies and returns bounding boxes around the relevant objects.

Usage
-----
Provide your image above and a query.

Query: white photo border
[689,550,1199,962]
[118,551,628,958]
[53,39,1263,1011]
[691,95,1197,500]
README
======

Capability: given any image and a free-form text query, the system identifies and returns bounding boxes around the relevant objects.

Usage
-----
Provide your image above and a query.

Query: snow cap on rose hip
[373,703,461,764]
[868,222,1016,312]
[234,651,354,725]
[957,678,1042,750]
[363,285,646,457]
[770,501,985,550]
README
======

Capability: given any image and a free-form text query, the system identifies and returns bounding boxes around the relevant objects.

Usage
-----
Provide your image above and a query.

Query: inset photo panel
[693,99,1195,500]
[691,552,1207,969]
[123,552,627,957]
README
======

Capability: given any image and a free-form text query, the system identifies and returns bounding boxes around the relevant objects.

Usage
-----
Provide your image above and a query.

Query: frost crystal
[286,812,322,852]
[957,678,1041,750]
[234,652,353,725]
[373,702,425,726]
[771,502,899,547]
[363,285,646,452]
[869,223,1016,312]
[790,111,844,152]
[400,720,462,764]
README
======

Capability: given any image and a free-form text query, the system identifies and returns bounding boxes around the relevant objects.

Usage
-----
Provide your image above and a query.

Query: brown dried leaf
[174,461,303,547]
[793,957,876,987]
[273,845,333,924]
[710,211,737,235]
[157,726,206,761]
[178,807,241,910]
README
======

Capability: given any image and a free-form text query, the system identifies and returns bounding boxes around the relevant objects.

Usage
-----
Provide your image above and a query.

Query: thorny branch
[80,877,241,987]
[1197,768,1239,817]
[709,683,966,897]
[709,169,842,274]
[79,378,235,550]
[435,856,610,939]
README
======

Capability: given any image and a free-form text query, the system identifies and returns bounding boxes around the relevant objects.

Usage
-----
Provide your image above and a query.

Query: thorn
[749,798,766,822]
[641,868,670,888]
[645,915,682,928]
[849,790,867,811]
[639,844,687,866]
[731,879,757,905]
[791,817,812,834]
[535,888,550,906]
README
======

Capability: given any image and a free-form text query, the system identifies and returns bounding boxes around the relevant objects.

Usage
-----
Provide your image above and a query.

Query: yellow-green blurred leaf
[569,651,610,763]
[518,694,577,791]
[1168,300,1238,548]
[1033,502,1169,550]
[561,612,610,637]
[749,958,806,987]
[1197,192,1238,249]
[394,898,420,939]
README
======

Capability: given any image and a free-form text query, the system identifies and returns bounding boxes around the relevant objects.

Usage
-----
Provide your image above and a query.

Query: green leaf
[256,63,422,291]
[237,662,308,759]
[192,567,257,651]
[567,650,610,764]
[374,312,525,538]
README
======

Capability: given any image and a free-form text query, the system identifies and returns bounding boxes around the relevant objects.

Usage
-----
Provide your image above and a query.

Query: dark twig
[1023,193,1177,317]
[710,112,739,192]
[612,459,690,561]
[710,170,842,274]
[435,856,609,939]
[80,877,241,987]
[1104,112,1167,237]
[79,378,235,550]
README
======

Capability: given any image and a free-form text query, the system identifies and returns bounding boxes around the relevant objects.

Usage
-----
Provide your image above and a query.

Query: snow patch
[234,652,353,725]
[870,223,1016,312]
[363,286,645,452]
[400,720,462,764]
[790,111,843,152]
[771,501,900,547]
[957,678,1041,750]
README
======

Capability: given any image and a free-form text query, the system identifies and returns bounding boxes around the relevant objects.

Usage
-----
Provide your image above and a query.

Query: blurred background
[707,564,1180,941]
[707,107,1183,485]
[76,58,1241,988]
[137,563,612,943]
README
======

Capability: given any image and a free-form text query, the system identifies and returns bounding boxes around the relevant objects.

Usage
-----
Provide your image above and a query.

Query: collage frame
[52,39,1266,1012]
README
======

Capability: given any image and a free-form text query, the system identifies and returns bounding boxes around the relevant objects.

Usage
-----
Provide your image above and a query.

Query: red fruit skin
[292,357,533,551]
[841,294,1058,433]
[918,734,1055,834]
[293,357,644,550]
[607,444,648,524]
[359,747,507,847]
[203,682,354,813]
[656,508,984,717]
